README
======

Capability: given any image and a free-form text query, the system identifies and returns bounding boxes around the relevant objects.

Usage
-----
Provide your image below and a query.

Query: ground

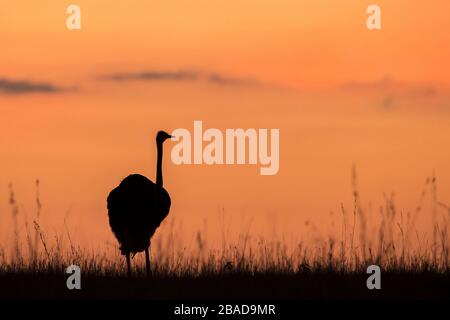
[1,271,449,300]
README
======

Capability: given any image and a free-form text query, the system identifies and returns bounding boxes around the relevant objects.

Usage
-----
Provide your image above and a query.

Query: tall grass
[0,170,449,278]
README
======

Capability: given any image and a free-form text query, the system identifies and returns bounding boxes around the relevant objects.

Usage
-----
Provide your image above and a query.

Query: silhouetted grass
[0,171,449,299]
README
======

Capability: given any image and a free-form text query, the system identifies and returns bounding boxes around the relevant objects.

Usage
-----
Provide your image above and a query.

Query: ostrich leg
[126,252,131,278]
[145,246,152,278]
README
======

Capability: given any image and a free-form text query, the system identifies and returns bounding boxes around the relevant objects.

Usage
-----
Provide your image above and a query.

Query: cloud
[99,70,198,82]
[100,69,262,88]
[207,73,260,87]
[339,76,438,108]
[0,78,66,95]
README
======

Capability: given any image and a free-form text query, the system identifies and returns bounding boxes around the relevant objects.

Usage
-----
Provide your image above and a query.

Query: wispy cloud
[100,69,262,88]
[99,70,198,82]
[340,76,437,108]
[0,78,68,95]
[207,73,260,87]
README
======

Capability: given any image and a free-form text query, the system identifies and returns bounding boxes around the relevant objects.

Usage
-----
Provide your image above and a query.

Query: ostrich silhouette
[107,130,172,278]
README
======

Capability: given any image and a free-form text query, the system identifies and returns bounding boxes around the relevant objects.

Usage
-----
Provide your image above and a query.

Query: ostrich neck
[156,142,163,187]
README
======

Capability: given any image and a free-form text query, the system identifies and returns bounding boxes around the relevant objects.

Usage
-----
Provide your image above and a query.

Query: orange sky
[1,1,449,252]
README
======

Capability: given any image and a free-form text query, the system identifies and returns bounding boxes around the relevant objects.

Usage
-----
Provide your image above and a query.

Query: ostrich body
[107,131,172,277]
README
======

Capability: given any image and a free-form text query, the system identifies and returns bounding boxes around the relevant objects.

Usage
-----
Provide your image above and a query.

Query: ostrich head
[156,131,173,144]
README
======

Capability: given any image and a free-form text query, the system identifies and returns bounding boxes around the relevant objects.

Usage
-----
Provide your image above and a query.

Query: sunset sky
[1,1,449,251]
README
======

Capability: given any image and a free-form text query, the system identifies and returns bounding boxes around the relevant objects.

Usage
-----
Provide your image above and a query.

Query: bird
[107,130,172,278]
